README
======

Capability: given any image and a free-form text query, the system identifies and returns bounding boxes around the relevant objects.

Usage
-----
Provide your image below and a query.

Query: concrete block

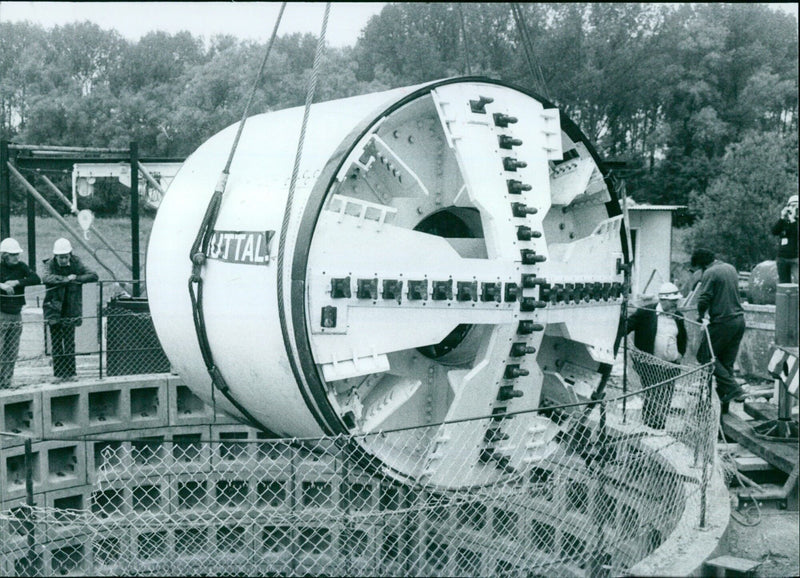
[419,528,452,576]
[41,385,87,437]
[44,537,89,577]
[168,382,213,426]
[297,474,341,512]
[340,475,380,512]
[254,475,292,510]
[128,379,169,428]
[87,387,124,433]
[170,428,213,474]
[90,530,125,570]
[209,471,255,511]
[295,442,338,479]
[133,526,171,562]
[2,442,43,500]
[0,495,47,553]
[1,545,45,577]
[378,526,408,574]
[293,522,342,576]
[1,389,42,448]
[213,523,256,557]
[42,440,87,493]
[90,482,128,519]
[173,473,212,512]
[210,426,255,465]
[87,439,128,485]
[251,435,294,476]
[491,504,522,541]
[130,477,170,515]
[128,435,171,477]
[335,521,384,575]
[173,525,210,558]
[45,486,92,542]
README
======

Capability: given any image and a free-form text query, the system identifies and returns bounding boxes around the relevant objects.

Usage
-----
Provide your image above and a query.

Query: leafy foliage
[687,130,798,270]
[0,3,797,268]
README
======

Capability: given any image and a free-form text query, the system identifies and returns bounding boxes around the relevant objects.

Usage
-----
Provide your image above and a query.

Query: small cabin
[626,202,686,298]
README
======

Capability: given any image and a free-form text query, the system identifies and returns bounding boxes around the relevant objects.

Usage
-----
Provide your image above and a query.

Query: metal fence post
[1,139,10,241]
[27,179,37,267]
[700,436,710,529]
[98,281,104,379]
[130,142,141,297]
[24,437,37,571]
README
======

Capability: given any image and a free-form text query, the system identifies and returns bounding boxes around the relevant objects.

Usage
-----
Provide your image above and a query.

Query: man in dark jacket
[42,238,98,382]
[692,248,746,406]
[772,194,798,283]
[616,282,687,429]
[0,238,41,388]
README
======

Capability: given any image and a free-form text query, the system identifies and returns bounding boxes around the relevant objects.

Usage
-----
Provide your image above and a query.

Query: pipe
[38,173,133,272]
[9,144,129,153]
[7,162,123,283]
[737,461,799,504]
[137,161,166,198]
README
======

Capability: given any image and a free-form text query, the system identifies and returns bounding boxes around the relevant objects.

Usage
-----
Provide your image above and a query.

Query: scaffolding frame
[0,141,184,296]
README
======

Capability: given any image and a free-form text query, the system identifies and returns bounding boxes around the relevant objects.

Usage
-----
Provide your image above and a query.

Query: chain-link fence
[0,346,718,577]
[2,280,168,389]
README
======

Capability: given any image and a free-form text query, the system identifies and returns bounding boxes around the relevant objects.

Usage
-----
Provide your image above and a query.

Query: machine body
[147,78,626,486]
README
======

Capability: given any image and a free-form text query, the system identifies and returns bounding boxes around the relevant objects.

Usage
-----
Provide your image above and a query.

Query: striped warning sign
[767,346,799,395]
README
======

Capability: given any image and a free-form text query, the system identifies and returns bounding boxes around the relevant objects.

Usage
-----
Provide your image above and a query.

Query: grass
[9,215,154,284]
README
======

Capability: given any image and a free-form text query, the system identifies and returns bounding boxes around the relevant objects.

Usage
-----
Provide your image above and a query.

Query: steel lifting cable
[188,2,287,430]
[275,5,330,340]
[510,3,550,101]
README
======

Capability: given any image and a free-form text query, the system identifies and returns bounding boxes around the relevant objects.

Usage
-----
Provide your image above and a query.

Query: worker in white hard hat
[41,238,98,383]
[772,193,798,283]
[0,238,41,389]
[614,281,687,430]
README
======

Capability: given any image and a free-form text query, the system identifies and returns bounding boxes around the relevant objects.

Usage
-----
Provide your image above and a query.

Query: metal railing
[0,350,719,577]
[3,280,169,390]
[0,309,722,577]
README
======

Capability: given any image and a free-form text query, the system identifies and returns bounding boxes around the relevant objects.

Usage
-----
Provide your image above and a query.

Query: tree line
[1,3,797,269]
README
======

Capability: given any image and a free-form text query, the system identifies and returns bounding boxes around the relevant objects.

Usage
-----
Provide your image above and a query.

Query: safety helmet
[0,238,23,254]
[658,282,681,300]
[788,195,798,206]
[53,238,73,255]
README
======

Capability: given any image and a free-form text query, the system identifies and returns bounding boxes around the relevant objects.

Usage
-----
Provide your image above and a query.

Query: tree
[46,22,127,96]
[112,30,206,93]
[686,130,798,270]
[0,22,50,138]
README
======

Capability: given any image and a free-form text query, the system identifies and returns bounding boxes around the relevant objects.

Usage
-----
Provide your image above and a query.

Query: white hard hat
[788,195,798,205]
[658,282,681,300]
[0,238,23,254]
[53,238,73,255]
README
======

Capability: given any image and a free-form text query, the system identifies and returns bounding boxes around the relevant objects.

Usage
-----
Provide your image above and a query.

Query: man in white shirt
[616,282,688,429]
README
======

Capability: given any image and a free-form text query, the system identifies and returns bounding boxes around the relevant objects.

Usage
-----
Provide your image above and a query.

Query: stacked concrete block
[1,391,41,449]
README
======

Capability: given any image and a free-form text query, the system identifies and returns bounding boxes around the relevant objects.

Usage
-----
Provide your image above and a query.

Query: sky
[0,2,387,47]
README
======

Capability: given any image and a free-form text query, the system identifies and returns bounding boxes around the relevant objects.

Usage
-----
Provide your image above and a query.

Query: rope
[186,2,287,431]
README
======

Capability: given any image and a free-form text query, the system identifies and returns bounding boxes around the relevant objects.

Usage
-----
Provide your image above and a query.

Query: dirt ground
[722,504,799,577]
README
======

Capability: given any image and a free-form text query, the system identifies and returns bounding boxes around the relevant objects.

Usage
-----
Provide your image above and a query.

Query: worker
[42,238,98,383]
[615,282,687,429]
[772,193,798,284]
[0,238,41,389]
[692,248,746,406]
